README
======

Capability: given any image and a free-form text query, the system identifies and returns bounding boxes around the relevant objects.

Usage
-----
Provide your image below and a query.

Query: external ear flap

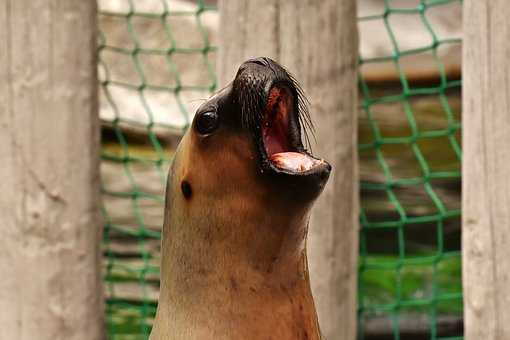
[181,181,192,200]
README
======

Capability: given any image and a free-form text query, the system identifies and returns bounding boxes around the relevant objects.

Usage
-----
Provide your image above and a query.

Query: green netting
[358,0,463,339]
[98,1,216,339]
[98,1,463,339]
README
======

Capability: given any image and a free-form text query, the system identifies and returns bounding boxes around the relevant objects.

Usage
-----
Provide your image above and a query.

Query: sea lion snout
[232,57,332,197]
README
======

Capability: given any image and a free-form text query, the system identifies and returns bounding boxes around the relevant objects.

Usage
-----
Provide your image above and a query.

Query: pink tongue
[269,152,323,172]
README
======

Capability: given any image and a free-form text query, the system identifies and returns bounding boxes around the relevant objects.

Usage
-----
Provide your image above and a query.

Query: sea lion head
[164,56,332,279]
[171,57,331,212]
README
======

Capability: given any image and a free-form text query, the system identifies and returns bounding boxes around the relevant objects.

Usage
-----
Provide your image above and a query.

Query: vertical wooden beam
[218,1,359,338]
[0,1,104,340]
[463,1,510,339]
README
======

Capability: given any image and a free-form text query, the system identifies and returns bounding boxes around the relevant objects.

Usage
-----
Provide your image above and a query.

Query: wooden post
[463,1,510,339]
[0,2,104,340]
[218,1,359,339]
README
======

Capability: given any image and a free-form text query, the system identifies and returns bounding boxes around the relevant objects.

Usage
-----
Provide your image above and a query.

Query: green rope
[358,0,463,339]
[98,1,216,338]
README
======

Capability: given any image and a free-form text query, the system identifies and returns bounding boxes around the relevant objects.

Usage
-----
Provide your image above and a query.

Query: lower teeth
[269,152,322,172]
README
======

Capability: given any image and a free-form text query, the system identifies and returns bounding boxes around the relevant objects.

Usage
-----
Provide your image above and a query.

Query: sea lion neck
[150,134,322,340]
[160,133,317,283]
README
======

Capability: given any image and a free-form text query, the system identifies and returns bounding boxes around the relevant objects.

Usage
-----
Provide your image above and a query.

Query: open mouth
[260,84,326,175]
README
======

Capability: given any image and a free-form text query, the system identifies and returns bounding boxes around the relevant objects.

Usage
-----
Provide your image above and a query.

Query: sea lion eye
[195,111,219,135]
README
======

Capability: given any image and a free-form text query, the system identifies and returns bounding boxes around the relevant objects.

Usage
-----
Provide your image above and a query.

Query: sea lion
[150,57,331,340]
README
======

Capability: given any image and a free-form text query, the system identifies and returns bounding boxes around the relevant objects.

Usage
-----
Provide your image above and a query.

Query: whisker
[187,98,208,104]
[289,72,316,152]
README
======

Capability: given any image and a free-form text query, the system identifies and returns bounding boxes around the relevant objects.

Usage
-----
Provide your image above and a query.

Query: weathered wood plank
[462,1,510,339]
[218,1,359,338]
[0,1,104,339]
